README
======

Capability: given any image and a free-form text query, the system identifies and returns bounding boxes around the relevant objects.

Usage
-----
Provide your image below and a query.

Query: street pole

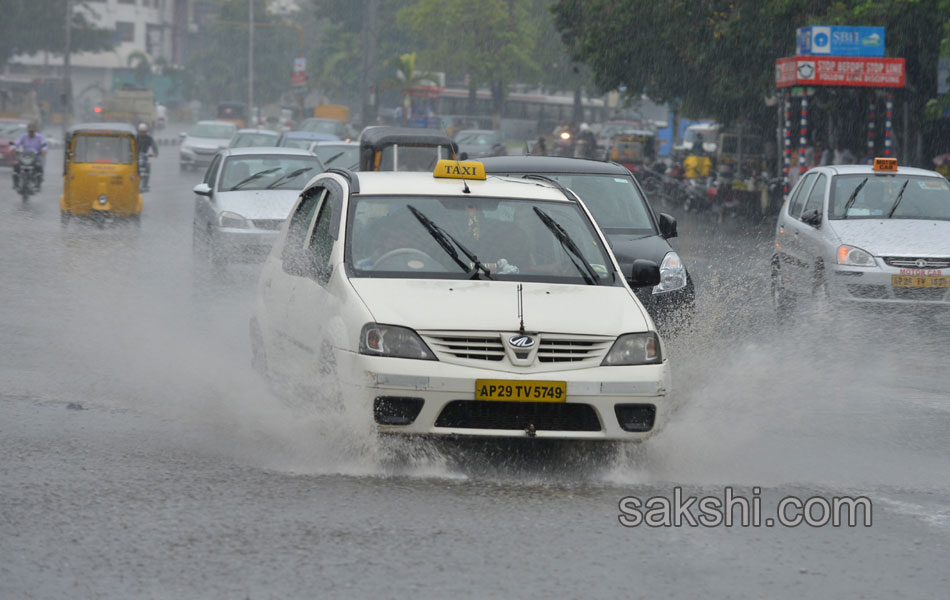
[248,0,254,126]
[361,0,378,126]
[63,0,73,137]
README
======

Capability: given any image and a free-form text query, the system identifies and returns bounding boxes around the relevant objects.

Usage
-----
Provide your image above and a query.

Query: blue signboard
[796,26,885,57]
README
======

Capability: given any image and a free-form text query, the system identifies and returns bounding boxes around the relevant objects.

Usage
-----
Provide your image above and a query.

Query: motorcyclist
[576,122,596,159]
[135,122,159,189]
[12,122,48,190]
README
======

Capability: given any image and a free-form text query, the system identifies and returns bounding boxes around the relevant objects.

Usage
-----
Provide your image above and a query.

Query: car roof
[235,128,279,135]
[359,126,455,147]
[811,164,943,178]
[222,147,316,157]
[285,131,337,139]
[334,171,573,202]
[311,140,358,147]
[195,120,238,128]
[481,155,632,176]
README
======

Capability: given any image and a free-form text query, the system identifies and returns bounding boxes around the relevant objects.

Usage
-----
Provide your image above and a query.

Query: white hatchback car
[251,161,672,441]
[772,158,950,313]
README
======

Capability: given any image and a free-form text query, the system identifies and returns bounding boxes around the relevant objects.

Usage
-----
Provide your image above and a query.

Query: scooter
[13,150,41,202]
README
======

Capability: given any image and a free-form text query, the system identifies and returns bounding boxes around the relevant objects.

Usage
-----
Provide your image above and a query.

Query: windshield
[300,119,343,136]
[219,155,322,191]
[503,174,656,235]
[312,144,359,168]
[231,133,277,148]
[282,138,313,149]
[456,131,498,145]
[830,174,950,221]
[191,124,236,139]
[378,145,450,171]
[347,195,617,285]
[71,135,133,164]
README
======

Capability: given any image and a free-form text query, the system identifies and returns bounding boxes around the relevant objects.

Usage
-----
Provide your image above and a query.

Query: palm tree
[382,52,438,126]
[127,51,151,86]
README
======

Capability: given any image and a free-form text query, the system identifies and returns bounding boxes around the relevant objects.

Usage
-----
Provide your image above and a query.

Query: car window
[787,172,815,219]
[801,173,827,220]
[205,155,221,186]
[282,188,326,275]
[312,145,359,169]
[192,124,236,138]
[219,155,322,191]
[308,196,336,278]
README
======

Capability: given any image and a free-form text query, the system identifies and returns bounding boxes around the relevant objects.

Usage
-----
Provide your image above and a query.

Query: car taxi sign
[873,157,898,172]
[434,160,486,180]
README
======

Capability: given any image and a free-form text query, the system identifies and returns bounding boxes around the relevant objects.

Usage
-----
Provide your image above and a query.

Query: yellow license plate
[475,379,566,402]
[891,275,950,288]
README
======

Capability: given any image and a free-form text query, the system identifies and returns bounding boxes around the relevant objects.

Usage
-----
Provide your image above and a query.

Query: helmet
[27,122,37,133]
[579,122,591,132]
[138,123,148,133]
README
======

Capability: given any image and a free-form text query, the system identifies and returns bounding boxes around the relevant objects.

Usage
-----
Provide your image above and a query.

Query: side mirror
[658,213,678,239]
[458,151,469,161]
[801,209,822,227]
[193,182,212,197]
[628,259,661,288]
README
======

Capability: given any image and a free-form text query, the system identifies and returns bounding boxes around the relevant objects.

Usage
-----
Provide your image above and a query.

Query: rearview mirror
[193,183,212,197]
[658,213,677,239]
[628,259,661,287]
[801,209,822,227]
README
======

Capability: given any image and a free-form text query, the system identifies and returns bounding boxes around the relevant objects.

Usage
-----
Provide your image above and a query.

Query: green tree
[2,0,114,69]
[380,52,439,124]
[399,0,538,126]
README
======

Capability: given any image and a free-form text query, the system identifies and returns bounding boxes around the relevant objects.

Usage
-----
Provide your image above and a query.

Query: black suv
[481,156,695,331]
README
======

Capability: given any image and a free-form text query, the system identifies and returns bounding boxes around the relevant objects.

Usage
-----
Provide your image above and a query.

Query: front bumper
[180,147,219,167]
[211,226,279,262]
[828,262,950,306]
[337,351,671,441]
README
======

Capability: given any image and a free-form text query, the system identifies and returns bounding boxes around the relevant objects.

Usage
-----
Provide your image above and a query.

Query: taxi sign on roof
[434,160,486,180]
[873,157,898,172]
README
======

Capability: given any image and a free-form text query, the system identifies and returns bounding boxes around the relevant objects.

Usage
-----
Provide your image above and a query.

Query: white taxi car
[250,161,671,441]
[772,158,950,314]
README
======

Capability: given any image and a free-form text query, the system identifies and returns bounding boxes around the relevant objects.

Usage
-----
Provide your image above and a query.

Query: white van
[250,161,672,441]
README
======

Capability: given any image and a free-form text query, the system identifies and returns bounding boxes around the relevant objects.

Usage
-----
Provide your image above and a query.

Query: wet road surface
[1,141,948,598]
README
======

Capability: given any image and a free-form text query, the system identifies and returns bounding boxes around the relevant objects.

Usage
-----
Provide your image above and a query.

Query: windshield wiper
[231,167,281,190]
[322,152,344,166]
[406,205,493,279]
[886,179,910,218]
[533,207,599,285]
[841,177,868,219]
[266,167,312,189]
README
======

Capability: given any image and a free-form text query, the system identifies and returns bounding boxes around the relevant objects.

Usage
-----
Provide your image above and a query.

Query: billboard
[776,56,905,88]
[796,26,885,57]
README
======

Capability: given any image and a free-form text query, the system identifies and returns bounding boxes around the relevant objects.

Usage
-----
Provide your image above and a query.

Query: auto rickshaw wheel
[60,212,70,228]
[131,213,141,227]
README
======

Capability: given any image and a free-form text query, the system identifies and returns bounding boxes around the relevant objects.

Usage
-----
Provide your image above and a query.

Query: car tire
[60,212,70,228]
[771,256,795,320]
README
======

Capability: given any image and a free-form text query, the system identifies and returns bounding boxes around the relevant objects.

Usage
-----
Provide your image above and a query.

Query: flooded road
[2,141,948,598]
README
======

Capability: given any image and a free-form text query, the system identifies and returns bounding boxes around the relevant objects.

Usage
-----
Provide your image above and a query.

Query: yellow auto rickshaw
[60,123,142,227]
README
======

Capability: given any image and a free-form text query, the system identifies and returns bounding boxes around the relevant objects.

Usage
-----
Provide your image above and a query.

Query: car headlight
[601,332,662,366]
[359,323,436,361]
[218,211,249,228]
[836,244,875,267]
[653,251,687,294]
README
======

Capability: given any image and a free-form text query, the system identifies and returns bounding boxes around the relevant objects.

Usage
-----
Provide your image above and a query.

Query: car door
[776,172,817,292]
[195,154,222,230]
[282,180,345,383]
[797,173,829,286]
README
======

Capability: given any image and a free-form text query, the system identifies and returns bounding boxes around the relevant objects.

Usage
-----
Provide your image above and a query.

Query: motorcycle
[13,150,41,202]
[138,153,152,192]
[554,129,575,157]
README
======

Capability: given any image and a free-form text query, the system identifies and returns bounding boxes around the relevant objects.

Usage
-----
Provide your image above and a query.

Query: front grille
[537,336,612,363]
[892,287,948,301]
[847,284,889,299]
[435,400,601,431]
[423,333,504,361]
[252,219,283,230]
[883,256,950,268]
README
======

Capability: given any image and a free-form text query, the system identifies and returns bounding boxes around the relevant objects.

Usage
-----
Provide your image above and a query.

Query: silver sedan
[772,161,950,315]
[192,147,324,266]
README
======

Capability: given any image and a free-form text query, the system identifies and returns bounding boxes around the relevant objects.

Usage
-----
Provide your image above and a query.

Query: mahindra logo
[915,259,929,268]
[508,335,536,349]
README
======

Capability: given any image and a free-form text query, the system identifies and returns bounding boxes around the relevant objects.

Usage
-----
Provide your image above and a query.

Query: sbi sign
[796,26,885,57]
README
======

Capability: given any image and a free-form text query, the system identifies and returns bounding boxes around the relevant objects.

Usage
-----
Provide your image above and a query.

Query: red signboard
[775,56,905,88]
